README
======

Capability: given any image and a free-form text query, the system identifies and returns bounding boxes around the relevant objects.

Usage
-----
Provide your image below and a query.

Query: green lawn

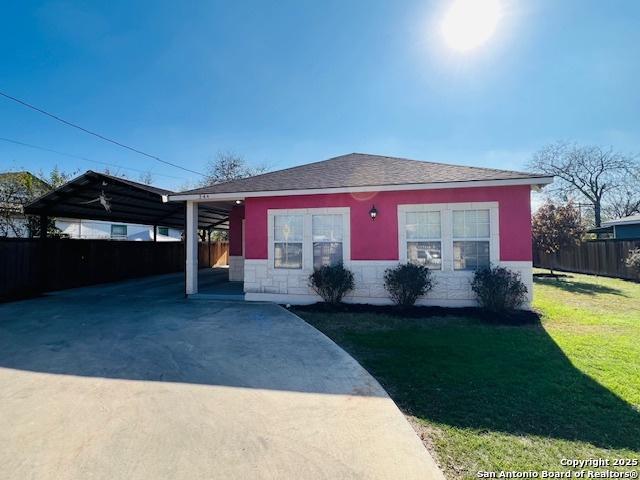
[294,272,640,479]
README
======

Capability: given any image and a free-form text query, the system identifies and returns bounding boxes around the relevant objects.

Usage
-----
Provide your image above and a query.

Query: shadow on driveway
[0,273,443,480]
[0,286,383,397]
[3,271,639,453]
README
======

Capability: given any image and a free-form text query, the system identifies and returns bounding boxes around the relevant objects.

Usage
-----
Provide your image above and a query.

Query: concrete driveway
[0,272,442,480]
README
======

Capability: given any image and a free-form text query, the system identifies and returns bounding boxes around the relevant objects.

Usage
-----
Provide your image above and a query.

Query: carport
[24,170,240,297]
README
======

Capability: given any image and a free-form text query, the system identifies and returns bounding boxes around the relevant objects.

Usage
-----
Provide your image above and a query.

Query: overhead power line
[0,90,206,177]
[0,136,186,180]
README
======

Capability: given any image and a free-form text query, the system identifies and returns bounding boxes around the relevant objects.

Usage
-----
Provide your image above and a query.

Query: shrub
[308,263,355,304]
[384,263,434,307]
[626,248,640,273]
[471,266,528,313]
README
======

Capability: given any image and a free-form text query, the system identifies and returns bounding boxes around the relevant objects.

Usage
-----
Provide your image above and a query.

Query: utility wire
[0,136,186,180]
[0,90,206,177]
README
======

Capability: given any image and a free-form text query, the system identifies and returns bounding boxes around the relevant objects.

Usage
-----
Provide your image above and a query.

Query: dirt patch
[405,416,468,479]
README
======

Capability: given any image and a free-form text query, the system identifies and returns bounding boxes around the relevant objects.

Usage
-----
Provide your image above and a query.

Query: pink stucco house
[169,153,552,307]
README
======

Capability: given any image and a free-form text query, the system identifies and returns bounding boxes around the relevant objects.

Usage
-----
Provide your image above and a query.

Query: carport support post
[153,224,157,242]
[185,201,198,295]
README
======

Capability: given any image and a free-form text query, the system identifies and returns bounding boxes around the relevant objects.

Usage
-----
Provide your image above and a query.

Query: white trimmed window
[312,214,343,269]
[273,215,303,269]
[452,209,490,270]
[405,211,442,269]
[398,202,498,272]
[268,208,350,271]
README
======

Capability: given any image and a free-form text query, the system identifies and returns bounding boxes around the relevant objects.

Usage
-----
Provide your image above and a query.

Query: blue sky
[1,0,639,190]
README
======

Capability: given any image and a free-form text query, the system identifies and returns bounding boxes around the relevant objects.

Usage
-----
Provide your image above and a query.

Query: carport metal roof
[25,171,231,230]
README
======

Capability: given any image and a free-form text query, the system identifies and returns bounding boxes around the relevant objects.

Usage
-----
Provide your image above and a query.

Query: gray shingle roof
[181,153,548,195]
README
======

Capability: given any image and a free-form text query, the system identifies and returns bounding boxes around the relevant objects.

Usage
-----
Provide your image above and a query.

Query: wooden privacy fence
[533,240,640,281]
[0,238,229,301]
[199,241,229,268]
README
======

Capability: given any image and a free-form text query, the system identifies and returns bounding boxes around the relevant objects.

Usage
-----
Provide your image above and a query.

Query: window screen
[274,215,303,269]
[405,211,441,269]
[312,214,343,268]
[452,209,490,270]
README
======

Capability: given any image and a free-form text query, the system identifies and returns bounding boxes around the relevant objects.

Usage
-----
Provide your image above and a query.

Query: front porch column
[185,200,198,295]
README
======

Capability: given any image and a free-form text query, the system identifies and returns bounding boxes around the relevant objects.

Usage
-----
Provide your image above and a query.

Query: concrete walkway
[0,274,443,480]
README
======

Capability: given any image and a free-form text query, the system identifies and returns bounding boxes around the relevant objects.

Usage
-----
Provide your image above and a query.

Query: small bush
[308,263,355,304]
[471,266,528,313]
[384,263,434,307]
[625,248,640,273]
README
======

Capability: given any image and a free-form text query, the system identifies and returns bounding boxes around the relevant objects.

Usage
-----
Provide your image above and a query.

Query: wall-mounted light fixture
[235,200,243,205]
[369,205,378,220]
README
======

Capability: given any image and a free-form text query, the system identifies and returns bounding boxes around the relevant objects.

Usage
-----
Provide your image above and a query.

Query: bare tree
[102,167,128,179]
[103,167,156,185]
[177,179,196,192]
[529,142,639,227]
[101,168,157,187]
[199,151,266,187]
[603,172,640,219]
[138,170,154,185]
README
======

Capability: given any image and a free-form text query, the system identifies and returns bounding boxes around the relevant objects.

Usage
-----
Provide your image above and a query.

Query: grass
[293,271,640,479]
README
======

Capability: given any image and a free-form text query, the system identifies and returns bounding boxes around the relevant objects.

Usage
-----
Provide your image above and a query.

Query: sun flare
[441,0,502,52]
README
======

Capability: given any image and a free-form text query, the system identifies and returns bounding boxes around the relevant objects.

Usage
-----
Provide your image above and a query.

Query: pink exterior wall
[228,205,245,256]
[243,185,533,262]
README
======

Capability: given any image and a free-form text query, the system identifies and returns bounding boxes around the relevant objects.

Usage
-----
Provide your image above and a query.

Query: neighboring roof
[0,171,51,190]
[602,214,640,227]
[25,170,233,229]
[0,171,51,212]
[0,170,51,194]
[173,153,552,199]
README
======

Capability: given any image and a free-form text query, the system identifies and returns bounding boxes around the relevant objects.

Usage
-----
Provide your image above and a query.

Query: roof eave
[166,176,554,202]
[602,220,640,227]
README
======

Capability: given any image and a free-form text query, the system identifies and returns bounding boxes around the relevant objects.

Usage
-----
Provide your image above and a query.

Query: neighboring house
[0,171,50,237]
[170,153,553,307]
[55,218,182,241]
[0,171,182,241]
[589,214,640,240]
